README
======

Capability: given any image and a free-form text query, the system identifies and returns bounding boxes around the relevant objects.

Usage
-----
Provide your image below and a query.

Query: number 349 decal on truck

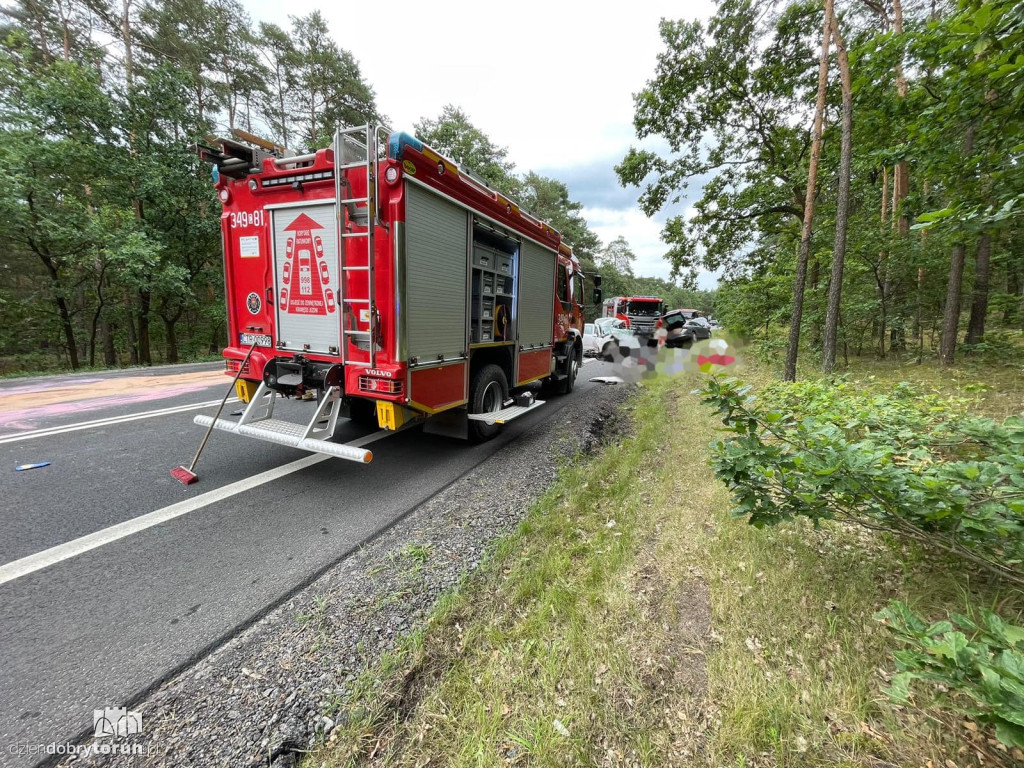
[229,210,266,228]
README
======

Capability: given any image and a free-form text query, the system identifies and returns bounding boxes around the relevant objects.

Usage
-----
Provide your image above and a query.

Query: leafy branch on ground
[699,376,1024,585]
[877,600,1024,750]
[700,374,1024,749]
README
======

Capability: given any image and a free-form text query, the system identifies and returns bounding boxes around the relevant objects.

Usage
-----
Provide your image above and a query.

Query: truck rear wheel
[555,345,580,395]
[469,364,508,443]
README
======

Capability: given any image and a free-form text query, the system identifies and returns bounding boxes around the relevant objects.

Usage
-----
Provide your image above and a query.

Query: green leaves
[704,374,1024,745]
[877,601,1024,748]
[616,1,811,280]
[414,106,522,199]
[700,376,1024,578]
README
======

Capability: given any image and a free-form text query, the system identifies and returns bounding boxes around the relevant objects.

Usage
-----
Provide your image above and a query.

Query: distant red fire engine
[602,296,664,335]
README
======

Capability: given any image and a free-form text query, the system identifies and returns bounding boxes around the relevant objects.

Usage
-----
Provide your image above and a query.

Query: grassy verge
[829,356,1024,420]
[308,356,1021,767]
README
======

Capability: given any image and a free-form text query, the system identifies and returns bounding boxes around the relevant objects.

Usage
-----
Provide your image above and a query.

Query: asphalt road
[0,359,616,767]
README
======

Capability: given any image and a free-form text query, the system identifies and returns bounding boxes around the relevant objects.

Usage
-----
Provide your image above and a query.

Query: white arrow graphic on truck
[280,213,335,316]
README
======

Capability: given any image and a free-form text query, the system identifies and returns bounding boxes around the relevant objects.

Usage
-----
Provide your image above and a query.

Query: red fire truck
[194,126,595,463]
[602,296,664,335]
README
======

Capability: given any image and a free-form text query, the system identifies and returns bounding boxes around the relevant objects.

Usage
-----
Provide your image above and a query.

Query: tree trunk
[915,267,925,364]
[892,0,910,234]
[138,289,152,365]
[35,249,80,369]
[939,243,966,366]
[785,0,833,382]
[823,12,852,374]
[121,287,136,363]
[57,295,80,370]
[916,179,930,363]
[939,125,977,367]
[876,166,890,357]
[210,321,223,355]
[102,314,116,367]
[89,307,99,368]
[965,232,992,345]
[164,317,179,363]
[121,0,134,87]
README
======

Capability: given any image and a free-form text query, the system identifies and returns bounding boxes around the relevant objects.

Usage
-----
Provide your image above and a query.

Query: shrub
[699,376,1024,583]
[877,600,1024,748]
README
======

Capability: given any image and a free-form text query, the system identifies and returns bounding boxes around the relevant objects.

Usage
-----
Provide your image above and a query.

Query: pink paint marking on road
[0,379,105,396]
[0,373,227,431]
[0,386,217,430]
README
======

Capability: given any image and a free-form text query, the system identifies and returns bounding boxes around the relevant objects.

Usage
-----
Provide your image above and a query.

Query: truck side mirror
[593,287,603,305]
[592,274,602,287]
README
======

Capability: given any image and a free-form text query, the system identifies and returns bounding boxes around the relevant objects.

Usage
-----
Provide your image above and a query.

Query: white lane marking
[0,398,239,445]
[0,429,392,586]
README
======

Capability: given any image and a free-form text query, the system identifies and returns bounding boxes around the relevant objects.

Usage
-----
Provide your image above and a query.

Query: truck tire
[555,345,580,395]
[468,364,508,443]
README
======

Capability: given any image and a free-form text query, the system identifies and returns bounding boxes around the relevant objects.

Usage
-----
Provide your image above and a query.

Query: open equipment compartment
[470,222,518,346]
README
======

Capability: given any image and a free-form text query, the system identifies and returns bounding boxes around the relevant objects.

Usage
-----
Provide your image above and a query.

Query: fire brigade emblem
[246,291,261,315]
[280,213,335,316]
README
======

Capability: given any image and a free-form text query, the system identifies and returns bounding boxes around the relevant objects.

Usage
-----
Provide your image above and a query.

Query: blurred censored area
[596,332,741,384]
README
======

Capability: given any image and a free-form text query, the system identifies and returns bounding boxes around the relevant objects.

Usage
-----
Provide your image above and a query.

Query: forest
[0,2,709,375]
[617,0,1023,375]
[0,0,385,372]
[2,0,1020,376]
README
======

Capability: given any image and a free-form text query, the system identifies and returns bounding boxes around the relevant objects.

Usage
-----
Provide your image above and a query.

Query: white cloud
[239,0,719,288]
[586,206,719,290]
[240,0,714,170]
[586,206,667,275]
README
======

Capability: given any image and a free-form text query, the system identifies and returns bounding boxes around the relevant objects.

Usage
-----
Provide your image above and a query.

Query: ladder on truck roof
[335,125,389,369]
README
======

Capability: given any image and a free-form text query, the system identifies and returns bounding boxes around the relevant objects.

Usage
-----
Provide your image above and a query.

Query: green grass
[305,353,1022,768]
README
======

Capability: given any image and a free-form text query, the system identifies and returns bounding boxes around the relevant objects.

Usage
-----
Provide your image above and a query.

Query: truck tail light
[226,359,250,375]
[358,376,403,394]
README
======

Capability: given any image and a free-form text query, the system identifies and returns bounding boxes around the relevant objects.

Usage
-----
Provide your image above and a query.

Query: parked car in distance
[685,317,713,341]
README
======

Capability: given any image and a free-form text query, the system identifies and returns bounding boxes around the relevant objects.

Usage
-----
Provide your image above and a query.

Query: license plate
[240,332,272,347]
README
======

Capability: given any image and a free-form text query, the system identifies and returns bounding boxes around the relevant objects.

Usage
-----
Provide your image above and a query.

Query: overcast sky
[240,0,718,288]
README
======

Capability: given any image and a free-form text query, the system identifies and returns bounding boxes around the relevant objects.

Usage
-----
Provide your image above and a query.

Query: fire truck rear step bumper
[466,400,545,426]
[192,416,372,462]
[193,382,373,463]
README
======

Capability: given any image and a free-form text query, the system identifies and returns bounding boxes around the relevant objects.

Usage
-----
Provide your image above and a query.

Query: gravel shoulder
[58,381,633,768]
